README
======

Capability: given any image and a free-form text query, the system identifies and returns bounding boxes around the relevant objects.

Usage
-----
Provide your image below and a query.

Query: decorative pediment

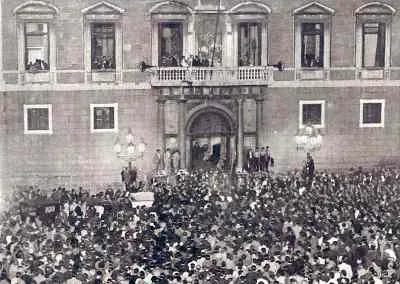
[13,1,59,15]
[293,1,335,15]
[355,2,396,15]
[150,1,193,14]
[229,1,271,14]
[82,1,125,15]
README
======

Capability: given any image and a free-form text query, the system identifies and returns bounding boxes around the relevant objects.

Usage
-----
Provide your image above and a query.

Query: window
[355,3,395,76]
[90,103,118,133]
[25,23,49,72]
[229,2,270,67]
[293,2,335,74]
[362,23,385,68]
[14,1,59,83]
[360,99,385,128]
[24,104,53,134]
[301,23,324,68]
[82,1,125,82]
[159,22,183,67]
[150,1,192,67]
[91,23,115,71]
[238,23,261,66]
[299,100,325,128]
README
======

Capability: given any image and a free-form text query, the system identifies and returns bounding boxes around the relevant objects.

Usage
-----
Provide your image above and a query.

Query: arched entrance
[186,107,236,171]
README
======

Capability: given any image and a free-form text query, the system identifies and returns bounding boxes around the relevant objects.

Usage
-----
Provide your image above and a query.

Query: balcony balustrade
[150,66,274,86]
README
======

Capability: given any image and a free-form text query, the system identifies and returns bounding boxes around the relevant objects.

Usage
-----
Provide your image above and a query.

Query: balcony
[150,66,274,86]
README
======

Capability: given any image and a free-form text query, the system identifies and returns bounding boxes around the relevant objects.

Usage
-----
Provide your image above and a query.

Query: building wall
[3,0,400,71]
[1,0,400,189]
[3,90,158,189]
[261,86,400,171]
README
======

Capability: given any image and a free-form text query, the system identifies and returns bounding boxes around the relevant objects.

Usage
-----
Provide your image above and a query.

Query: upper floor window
[159,22,183,67]
[294,2,334,73]
[362,23,385,68]
[150,1,193,67]
[355,2,395,76]
[82,1,125,82]
[238,22,261,66]
[229,2,270,67]
[25,23,49,72]
[91,23,115,70]
[301,23,323,68]
[14,1,59,83]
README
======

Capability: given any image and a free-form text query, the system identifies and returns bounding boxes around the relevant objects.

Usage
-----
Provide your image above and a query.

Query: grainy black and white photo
[1,0,400,283]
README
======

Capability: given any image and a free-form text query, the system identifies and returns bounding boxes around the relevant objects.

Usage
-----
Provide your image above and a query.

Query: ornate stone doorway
[186,107,236,171]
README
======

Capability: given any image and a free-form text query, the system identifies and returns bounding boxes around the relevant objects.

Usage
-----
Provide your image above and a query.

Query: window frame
[151,16,190,67]
[227,2,270,67]
[90,103,119,133]
[299,100,325,129]
[24,22,50,72]
[300,23,324,68]
[361,22,386,68]
[157,21,184,67]
[359,99,385,128]
[90,22,116,71]
[355,3,395,73]
[237,22,263,67]
[293,2,335,72]
[24,104,53,135]
[231,17,268,67]
[82,2,125,83]
[14,1,59,83]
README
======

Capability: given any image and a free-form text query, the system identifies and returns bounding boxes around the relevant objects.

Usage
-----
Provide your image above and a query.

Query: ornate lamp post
[113,129,146,168]
[295,124,322,152]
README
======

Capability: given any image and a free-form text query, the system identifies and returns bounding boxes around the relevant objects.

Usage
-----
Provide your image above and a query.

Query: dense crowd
[1,166,400,283]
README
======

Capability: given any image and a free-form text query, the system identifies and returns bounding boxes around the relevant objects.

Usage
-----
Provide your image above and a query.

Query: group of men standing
[152,148,181,175]
[120,164,138,192]
[245,146,274,173]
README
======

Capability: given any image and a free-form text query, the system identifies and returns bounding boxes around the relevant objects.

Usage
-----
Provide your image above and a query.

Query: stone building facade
[1,0,400,189]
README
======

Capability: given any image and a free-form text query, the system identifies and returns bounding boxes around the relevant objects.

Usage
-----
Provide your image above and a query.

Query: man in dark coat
[306,152,315,178]
[306,152,315,188]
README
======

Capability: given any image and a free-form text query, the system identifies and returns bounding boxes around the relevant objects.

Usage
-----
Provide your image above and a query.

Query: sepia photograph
[0,0,400,283]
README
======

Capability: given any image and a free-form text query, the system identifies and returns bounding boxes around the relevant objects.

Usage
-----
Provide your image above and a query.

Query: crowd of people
[26,59,49,72]
[1,164,400,283]
[245,146,274,173]
[92,56,115,70]
[159,53,211,68]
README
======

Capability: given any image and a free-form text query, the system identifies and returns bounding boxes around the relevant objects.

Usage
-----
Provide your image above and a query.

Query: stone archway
[185,106,236,171]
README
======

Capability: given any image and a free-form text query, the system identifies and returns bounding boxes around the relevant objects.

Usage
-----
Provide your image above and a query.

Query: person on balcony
[199,52,210,67]
[180,56,188,68]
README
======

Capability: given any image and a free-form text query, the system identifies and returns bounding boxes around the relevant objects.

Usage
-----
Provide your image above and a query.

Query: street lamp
[295,124,322,152]
[113,129,146,165]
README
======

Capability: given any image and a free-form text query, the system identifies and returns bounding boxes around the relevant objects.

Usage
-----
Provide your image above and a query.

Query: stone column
[157,97,166,154]
[178,97,187,169]
[236,98,244,172]
[256,97,264,147]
